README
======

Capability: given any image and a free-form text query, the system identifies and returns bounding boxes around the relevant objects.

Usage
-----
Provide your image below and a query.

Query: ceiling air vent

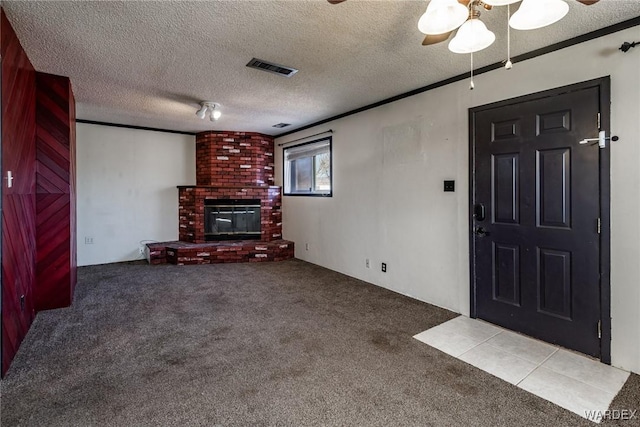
[272,123,291,128]
[246,58,298,78]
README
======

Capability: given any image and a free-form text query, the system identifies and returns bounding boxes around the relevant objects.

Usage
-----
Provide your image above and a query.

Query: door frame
[468,77,611,364]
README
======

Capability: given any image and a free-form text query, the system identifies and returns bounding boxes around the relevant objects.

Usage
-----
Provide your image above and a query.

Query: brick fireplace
[177,186,282,243]
[146,131,294,265]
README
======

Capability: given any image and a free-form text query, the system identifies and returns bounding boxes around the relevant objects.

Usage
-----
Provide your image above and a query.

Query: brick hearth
[145,240,294,265]
[148,130,294,265]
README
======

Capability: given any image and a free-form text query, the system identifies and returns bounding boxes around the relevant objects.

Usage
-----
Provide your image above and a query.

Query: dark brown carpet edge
[0,259,637,426]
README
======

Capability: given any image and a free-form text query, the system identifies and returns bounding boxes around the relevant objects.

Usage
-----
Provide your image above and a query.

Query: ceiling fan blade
[327,0,347,4]
[422,31,454,46]
[576,0,600,4]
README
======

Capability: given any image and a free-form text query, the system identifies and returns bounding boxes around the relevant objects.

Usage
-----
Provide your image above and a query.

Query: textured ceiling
[4,0,640,135]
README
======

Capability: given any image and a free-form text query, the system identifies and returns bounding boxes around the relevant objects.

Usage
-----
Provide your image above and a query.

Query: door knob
[475,227,490,237]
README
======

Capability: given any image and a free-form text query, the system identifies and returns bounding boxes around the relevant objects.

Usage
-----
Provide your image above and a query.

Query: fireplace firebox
[204,199,261,241]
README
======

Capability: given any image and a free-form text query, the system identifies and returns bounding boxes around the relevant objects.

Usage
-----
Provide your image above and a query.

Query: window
[283,137,332,196]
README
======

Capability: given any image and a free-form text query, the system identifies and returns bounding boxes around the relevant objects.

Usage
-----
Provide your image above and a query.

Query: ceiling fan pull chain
[470,50,475,90]
[505,4,513,69]
[468,1,476,90]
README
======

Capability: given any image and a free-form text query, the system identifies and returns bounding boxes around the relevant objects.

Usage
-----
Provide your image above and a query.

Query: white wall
[76,123,195,266]
[276,27,640,373]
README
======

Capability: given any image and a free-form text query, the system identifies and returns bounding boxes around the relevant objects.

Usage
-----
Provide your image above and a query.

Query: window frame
[282,136,333,197]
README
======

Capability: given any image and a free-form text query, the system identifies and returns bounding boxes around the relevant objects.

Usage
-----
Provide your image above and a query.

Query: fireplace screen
[204,199,261,241]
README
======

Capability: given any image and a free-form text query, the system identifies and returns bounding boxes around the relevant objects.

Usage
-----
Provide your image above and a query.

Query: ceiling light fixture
[195,104,208,120]
[418,0,596,52]
[509,0,569,30]
[196,101,222,122]
[418,0,469,35]
[448,14,496,54]
[444,0,568,54]
[211,107,222,121]
[414,0,599,89]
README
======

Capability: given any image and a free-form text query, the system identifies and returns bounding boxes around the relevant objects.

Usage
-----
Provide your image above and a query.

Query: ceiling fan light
[482,0,521,6]
[418,0,469,35]
[448,18,496,54]
[509,0,569,30]
[195,105,208,119]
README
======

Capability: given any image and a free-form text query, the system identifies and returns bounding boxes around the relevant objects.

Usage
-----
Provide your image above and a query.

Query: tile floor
[414,316,630,423]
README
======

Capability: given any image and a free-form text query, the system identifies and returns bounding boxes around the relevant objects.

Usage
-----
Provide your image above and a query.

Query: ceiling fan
[418,0,600,49]
[328,0,600,51]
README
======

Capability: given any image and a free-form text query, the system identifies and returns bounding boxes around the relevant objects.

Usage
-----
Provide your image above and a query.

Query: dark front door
[471,83,605,358]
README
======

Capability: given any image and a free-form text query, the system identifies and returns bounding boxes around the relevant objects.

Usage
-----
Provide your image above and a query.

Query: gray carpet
[1,259,638,426]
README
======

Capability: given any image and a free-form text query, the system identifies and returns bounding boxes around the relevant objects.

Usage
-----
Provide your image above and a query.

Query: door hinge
[598,320,602,339]
[597,112,601,130]
[597,218,601,234]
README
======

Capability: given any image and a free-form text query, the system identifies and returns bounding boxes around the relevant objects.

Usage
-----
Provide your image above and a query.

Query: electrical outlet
[366,258,370,268]
[382,263,387,273]
[85,237,94,244]
[139,247,145,255]
[305,243,309,251]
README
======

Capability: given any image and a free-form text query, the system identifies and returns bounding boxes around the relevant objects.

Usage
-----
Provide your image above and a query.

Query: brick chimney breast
[196,131,275,187]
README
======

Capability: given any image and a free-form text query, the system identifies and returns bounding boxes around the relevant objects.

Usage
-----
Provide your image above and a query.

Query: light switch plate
[444,180,455,192]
